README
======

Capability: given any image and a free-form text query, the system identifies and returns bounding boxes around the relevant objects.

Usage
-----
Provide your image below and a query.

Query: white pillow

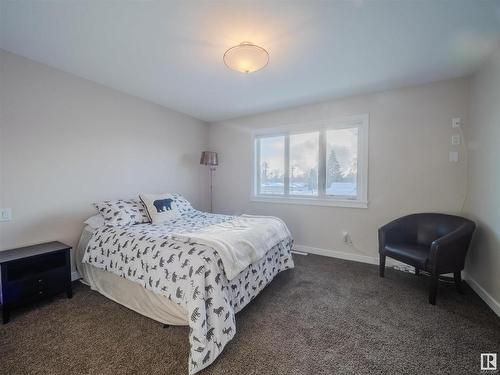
[139,193,182,224]
[84,214,106,229]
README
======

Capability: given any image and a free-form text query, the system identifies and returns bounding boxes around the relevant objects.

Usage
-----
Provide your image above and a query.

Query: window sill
[250,196,368,208]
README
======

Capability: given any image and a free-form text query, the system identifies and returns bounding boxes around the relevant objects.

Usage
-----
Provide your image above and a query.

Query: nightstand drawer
[6,266,67,303]
[7,251,66,280]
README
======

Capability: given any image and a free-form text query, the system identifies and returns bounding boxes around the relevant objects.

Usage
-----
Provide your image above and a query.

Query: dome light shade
[223,42,269,73]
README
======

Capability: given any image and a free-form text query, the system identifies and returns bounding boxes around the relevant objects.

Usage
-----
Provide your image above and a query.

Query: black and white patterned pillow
[170,193,194,213]
[93,199,150,226]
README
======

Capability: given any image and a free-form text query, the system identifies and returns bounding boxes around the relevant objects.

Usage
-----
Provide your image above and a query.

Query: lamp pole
[209,166,215,213]
[200,151,218,213]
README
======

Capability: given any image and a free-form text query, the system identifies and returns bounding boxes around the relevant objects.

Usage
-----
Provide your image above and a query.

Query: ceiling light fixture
[223,42,269,73]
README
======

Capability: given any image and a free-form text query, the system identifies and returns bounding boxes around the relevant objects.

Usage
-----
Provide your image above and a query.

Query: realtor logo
[481,353,497,371]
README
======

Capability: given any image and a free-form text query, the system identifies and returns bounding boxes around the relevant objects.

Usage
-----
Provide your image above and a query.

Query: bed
[76,204,294,374]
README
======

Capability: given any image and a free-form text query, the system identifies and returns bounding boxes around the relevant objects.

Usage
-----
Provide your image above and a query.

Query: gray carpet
[1,254,499,375]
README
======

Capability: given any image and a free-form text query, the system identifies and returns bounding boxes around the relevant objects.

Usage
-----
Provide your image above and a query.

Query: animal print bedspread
[82,210,294,374]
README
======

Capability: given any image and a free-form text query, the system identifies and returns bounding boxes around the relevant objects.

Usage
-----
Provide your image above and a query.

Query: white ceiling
[1,1,500,122]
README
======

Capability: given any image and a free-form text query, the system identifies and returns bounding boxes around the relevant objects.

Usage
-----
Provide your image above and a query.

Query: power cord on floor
[418,270,456,284]
[392,266,457,284]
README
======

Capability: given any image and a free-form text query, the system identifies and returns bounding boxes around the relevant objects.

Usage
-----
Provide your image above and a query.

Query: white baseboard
[293,244,410,269]
[291,250,308,256]
[71,271,81,281]
[463,273,500,317]
[294,244,500,318]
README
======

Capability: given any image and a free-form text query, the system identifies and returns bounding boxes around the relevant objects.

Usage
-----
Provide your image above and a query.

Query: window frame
[251,114,369,208]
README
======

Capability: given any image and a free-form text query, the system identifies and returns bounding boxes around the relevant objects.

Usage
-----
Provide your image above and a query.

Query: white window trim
[251,114,369,209]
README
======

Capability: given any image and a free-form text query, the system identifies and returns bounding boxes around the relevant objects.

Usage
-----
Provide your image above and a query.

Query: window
[253,114,368,208]
[290,132,319,196]
[258,135,285,195]
[326,128,358,198]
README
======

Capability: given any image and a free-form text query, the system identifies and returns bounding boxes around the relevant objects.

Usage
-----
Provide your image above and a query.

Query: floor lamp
[200,151,218,213]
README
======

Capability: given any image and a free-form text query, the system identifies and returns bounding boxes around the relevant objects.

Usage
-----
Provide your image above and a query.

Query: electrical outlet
[342,231,353,246]
[0,208,12,222]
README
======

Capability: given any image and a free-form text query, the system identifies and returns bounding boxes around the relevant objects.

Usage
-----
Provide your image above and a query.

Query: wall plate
[451,134,461,145]
[0,208,12,222]
[449,151,459,162]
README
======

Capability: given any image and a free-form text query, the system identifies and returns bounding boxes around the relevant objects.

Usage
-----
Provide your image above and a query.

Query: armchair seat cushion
[383,243,430,269]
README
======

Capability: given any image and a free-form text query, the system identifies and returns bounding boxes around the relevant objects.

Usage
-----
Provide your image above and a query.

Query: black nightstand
[0,241,72,323]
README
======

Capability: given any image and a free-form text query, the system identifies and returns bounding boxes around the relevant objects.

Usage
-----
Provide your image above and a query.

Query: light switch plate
[451,134,461,145]
[0,208,12,222]
[449,151,459,162]
[452,118,461,128]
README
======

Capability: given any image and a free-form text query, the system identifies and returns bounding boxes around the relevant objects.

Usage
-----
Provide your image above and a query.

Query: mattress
[76,225,188,325]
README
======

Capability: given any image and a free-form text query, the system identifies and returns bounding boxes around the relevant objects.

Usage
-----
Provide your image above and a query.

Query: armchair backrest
[400,213,474,247]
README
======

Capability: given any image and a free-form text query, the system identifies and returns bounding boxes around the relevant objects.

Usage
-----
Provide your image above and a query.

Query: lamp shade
[223,42,269,73]
[200,151,218,166]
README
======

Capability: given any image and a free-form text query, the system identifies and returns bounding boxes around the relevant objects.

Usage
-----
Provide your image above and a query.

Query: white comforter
[174,215,291,280]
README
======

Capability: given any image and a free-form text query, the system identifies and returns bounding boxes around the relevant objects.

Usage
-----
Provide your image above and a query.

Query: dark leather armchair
[378,213,476,305]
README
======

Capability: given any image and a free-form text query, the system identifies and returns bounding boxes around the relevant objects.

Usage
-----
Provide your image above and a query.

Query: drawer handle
[38,290,44,295]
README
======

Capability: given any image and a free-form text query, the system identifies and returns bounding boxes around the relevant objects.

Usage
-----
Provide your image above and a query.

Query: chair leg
[429,273,438,305]
[415,268,420,276]
[379,253,386,278]
[454,272,464,294]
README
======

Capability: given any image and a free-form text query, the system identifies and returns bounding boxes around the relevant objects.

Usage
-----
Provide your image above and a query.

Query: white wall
[465,48,500,313]
[209,78,469,262]
[0,50,209,253]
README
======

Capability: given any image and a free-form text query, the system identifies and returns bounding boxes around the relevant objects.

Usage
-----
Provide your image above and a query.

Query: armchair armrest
[378,215,417,252]
[429,222,476,273]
